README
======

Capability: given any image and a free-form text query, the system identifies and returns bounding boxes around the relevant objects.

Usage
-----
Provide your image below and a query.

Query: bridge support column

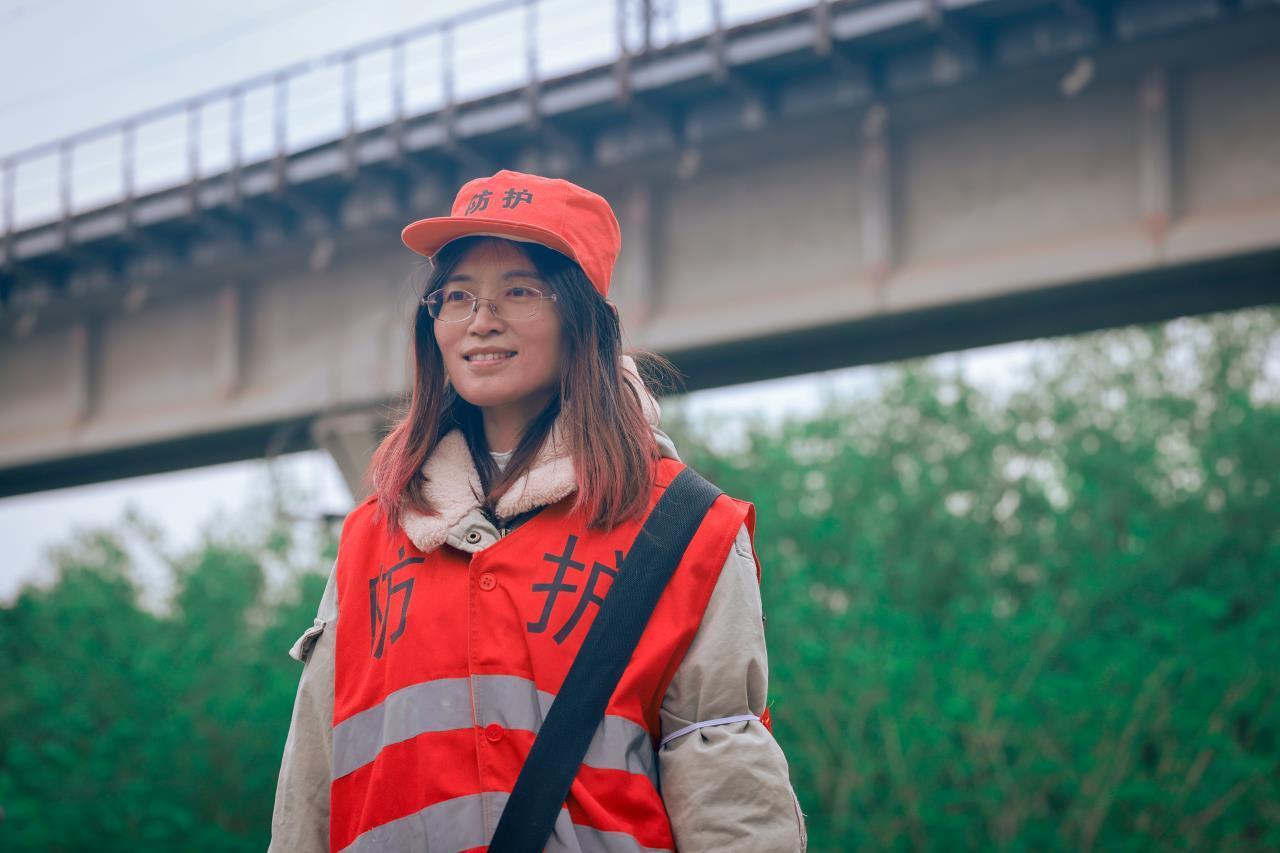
[311,410,384,502]
[69,317,97,424]
[217,281,246,398]
[860,103,893,294]
[1138,68,1174,242]
[613,181,660,330]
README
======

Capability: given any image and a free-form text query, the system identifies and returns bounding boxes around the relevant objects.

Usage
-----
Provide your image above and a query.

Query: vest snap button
[478,572,497,591]
[485,723,504,742]
[465,529,482,544]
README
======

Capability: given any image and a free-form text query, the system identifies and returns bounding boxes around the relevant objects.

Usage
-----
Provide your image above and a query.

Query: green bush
[669,307,1280,851]
[0,521,331,852]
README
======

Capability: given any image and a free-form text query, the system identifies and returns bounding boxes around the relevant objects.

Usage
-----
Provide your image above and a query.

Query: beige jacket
[269,364,807,852]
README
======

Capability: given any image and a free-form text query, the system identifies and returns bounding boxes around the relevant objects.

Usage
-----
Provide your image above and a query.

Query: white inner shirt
[491,448,514,473]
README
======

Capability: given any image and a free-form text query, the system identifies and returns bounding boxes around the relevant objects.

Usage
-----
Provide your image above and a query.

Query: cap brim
[401,217,578,265]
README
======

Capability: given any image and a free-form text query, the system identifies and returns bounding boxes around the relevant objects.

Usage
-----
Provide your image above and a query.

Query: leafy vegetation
[1,307,1276,850]
[669,307,1280,851]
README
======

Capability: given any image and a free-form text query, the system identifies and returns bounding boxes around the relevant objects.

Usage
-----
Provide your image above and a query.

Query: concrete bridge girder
[1,0,1278,497]
[312,410,386,502]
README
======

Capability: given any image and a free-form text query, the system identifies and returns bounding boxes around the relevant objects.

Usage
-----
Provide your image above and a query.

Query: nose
[466,297,505,334]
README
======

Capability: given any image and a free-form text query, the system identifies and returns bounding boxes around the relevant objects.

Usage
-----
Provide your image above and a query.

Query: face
[433,239,566,429]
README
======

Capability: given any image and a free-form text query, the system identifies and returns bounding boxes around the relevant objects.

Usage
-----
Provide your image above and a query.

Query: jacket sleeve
[269,560,339,853]
[658,523,808,852]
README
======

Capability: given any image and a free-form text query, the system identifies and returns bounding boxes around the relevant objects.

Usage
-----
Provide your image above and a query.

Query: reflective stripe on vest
[332,674,657,785]
[330,458,756,853]
[339,792,672,853]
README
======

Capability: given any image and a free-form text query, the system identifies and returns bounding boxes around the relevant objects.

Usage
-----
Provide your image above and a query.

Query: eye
[504,285,540,301]
[442,288,472,302]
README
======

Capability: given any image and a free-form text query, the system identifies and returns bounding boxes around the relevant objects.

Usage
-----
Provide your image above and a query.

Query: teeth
[467,352,515,362]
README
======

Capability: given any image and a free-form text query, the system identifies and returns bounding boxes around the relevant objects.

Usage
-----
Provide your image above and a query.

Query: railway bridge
[1,0,1277,497]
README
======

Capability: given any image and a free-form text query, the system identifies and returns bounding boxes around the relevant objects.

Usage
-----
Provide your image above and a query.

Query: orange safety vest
[330,458,757,853]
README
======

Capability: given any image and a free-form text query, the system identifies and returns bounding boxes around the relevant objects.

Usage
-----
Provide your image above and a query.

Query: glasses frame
[420,285,559,323]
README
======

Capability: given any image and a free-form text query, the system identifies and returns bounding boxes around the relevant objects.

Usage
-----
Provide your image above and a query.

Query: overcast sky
[0,0,1036,604]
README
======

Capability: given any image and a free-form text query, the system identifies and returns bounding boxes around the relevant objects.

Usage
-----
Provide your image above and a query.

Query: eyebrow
[443,270,542,283]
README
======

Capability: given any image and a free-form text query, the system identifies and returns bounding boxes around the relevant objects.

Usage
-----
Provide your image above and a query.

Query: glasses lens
[430,289,475,322]
[500,285,543,320]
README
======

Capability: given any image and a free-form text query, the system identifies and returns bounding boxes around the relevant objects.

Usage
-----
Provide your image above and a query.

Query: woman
[270,170,806,852]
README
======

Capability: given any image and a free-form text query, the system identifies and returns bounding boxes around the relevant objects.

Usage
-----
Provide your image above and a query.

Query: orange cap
[401,170,622,297]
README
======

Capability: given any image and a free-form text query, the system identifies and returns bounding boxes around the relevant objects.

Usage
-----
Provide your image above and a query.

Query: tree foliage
[0,515,332,851]
[0,307,1276,850]
[669,307,1280,851]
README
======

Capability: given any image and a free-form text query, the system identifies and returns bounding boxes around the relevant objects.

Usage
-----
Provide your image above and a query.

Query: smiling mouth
[465,351,517,362]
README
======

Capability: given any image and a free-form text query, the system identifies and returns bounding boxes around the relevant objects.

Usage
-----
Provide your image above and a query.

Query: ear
[606,300,620,319]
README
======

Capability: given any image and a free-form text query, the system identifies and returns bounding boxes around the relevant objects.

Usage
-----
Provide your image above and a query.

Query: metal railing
[0,0,818,236]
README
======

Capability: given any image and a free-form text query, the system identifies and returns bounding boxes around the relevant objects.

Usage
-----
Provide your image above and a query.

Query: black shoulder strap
[488,465,723,852]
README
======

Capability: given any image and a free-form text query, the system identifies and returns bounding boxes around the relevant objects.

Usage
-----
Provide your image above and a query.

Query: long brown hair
[368,236,670,534]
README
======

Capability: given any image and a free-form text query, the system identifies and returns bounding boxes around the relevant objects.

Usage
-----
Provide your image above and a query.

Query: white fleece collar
[399,355,665,554]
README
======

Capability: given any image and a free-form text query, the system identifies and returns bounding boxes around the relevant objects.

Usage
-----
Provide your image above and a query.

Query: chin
[458,391,517,409]
[452,381,524,409]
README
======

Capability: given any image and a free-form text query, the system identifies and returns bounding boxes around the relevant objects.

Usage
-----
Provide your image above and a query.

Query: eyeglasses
[421,285,558,323]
